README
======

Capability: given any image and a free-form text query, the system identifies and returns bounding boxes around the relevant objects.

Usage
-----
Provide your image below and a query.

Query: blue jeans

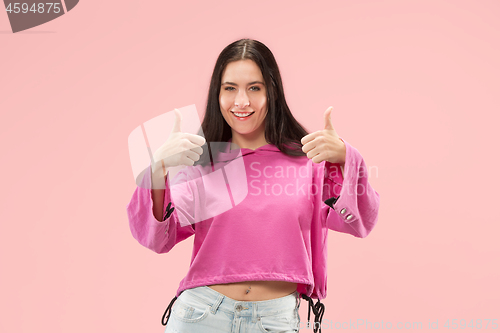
[164,286,301,333]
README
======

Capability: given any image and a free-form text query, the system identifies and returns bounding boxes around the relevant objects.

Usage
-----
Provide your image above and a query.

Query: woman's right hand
[151,108,206,176]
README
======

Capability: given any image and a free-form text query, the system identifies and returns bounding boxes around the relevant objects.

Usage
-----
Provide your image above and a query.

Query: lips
[231,111,255,118]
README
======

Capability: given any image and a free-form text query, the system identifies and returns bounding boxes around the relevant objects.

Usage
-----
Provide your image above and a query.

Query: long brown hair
[196,39,309,166]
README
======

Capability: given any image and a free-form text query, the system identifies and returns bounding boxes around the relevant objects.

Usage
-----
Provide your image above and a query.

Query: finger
[184,133,206,146]
[312,152,328,164]
[305,145,321,161]
[306,145,330,164]
[179,138,204,154]
[171,108,182,133]
[324,106,334,131]
[179,155,195,166]
[302,133,327,153]
[188,144,203,156]
[301,134,311,146]
[301,130,321,146]
[301,139,316,154]
[184,149,201,163]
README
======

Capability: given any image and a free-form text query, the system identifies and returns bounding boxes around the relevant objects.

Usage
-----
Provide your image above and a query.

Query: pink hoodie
[126,137,379,300]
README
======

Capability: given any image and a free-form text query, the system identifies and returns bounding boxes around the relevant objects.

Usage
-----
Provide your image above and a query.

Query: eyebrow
[221,81,265,86]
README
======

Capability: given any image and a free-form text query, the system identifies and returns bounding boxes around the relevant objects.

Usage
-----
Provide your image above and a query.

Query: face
[219,59,268,143]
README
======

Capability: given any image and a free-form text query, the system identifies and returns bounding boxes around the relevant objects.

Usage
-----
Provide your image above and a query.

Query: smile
[231,111,255,119]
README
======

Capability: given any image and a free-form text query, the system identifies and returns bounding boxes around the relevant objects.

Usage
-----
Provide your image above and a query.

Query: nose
[234,90,250,108]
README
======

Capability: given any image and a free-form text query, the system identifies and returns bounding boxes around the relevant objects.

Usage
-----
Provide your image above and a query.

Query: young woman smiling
[127,38,380,333]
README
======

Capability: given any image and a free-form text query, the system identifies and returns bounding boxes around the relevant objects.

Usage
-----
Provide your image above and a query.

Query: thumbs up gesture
[301,106,346,165]
[151,108,206,175]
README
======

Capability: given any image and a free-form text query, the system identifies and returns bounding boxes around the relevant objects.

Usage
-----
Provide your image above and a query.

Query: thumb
[324,106,334,130]
[171,108,182,133]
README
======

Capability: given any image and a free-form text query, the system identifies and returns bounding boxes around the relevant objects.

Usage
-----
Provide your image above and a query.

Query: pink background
[1,0,499,332]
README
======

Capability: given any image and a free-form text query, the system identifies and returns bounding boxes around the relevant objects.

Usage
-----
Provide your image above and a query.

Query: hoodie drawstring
[300,294,325,333]
[161,295,178,326]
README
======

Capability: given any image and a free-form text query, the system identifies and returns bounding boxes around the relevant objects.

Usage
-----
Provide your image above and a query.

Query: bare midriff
[208,281,298,301]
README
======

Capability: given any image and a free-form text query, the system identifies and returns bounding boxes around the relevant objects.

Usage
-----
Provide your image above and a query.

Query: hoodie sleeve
[125,164,196,254]
[321,138,380,238]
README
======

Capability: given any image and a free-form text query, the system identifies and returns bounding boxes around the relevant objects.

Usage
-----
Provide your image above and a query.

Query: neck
[231,131,269,150]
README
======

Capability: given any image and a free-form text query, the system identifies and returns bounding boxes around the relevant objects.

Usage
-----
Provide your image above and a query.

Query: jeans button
[235,304,243,311]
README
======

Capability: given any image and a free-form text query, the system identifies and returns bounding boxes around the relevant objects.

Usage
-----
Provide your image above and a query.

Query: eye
[224,86,236,91]
[250,86,261,91]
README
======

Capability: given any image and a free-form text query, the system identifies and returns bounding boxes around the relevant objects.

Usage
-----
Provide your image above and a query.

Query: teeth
[234,112,253,117]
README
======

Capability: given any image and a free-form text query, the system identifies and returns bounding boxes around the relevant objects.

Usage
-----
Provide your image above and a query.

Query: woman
[126,38,380,333]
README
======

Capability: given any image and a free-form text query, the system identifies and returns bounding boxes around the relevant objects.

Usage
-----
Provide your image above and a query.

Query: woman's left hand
[301,106,346,166]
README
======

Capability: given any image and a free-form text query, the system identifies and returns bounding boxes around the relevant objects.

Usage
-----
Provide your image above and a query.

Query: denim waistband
[180,286,300,317]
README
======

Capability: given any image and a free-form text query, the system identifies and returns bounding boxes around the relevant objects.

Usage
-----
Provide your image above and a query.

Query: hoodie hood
[213,138,281,163]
